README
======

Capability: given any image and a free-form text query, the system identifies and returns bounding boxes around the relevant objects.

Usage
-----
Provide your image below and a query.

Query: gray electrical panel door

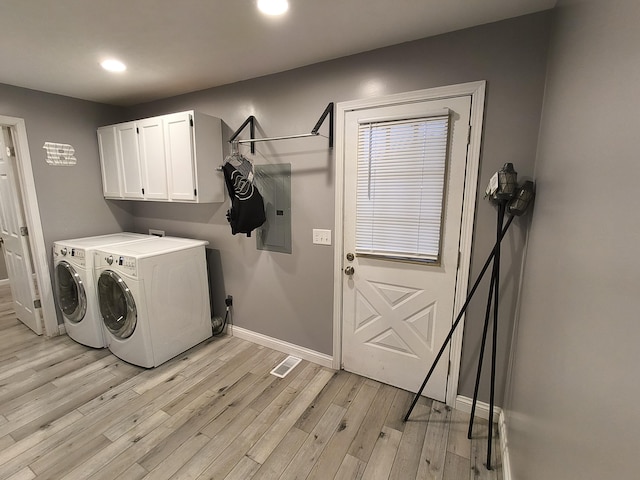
[254,163,291,254]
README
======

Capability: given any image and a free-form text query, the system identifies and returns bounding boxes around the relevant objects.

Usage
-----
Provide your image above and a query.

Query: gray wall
[0,84,134,246]
[126,12,552,404]
[0,83,135,320]
[505,0,640,478]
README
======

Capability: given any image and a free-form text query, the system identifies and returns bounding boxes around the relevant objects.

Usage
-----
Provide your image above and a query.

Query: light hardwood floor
[0,284,502,479]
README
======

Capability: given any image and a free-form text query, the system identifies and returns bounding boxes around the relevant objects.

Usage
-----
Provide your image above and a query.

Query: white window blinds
[356,114,450,262]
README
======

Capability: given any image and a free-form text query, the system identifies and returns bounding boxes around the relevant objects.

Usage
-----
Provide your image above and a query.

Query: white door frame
[0,115,58,337]
[332,81,486,406]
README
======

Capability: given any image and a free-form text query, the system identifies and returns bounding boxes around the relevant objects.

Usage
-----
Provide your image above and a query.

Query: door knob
[344,266,355,276]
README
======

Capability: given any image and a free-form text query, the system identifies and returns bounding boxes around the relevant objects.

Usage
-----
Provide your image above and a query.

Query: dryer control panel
[96,252,138,277]
[116,256,136,269]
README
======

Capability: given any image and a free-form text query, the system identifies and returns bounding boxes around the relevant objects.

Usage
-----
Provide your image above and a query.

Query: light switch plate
[313,229,332,245]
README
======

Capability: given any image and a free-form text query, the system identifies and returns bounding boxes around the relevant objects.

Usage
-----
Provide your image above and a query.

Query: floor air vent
[270,355,302,378]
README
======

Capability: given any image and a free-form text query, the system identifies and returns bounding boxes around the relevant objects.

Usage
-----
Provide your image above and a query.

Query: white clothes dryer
[94,236,212,368]
[53,232,152,348]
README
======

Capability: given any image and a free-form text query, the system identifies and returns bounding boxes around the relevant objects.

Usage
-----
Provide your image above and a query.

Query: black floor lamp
[403,163,535,470]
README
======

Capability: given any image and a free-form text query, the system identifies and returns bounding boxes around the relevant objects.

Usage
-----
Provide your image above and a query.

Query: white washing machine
[94,236,212,368]
[53,232,152,348]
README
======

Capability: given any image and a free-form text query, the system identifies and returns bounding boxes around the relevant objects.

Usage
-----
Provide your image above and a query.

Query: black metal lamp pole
[403,164,534,471]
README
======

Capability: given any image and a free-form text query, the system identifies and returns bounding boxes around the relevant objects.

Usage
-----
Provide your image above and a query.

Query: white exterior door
[341,95,471,402]
[0,126,42,334]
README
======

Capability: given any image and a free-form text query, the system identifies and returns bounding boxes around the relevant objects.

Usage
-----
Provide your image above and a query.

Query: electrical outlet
[312,229,332,245]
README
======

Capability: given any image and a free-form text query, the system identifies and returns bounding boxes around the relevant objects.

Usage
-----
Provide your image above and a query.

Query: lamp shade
[508,180,535,216]
[494,163,518,201]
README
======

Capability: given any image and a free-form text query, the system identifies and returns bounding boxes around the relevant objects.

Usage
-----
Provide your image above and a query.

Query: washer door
[97,270,137,339]
[54,261,87,323]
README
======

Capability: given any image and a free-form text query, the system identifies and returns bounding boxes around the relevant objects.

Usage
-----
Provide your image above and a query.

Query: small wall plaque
[43,142,77,166]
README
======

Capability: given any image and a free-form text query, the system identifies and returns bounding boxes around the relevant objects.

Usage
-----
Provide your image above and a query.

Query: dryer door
[97,270,137,339]
[54,261,87,323]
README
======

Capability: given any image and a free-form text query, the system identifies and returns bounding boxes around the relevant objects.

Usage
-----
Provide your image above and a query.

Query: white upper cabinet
[97,111,225,203]
[164,112,197,201]
[117,121,144,199]
[138,116,168,200]
[97,126,122,198]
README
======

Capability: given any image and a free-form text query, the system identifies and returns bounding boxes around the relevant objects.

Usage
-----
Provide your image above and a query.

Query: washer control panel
[70,248,86,267]
[53,245,86,267]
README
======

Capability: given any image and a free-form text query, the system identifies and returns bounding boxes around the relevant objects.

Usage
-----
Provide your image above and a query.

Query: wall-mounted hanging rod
[228,102,334,154]
[229,115,256,154]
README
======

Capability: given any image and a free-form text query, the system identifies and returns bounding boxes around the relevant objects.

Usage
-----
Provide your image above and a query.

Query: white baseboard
[499,409,512,480]
[0,279,9,287]
[230,325,334,369]
[456,395,511,479]
[455,395,502,420]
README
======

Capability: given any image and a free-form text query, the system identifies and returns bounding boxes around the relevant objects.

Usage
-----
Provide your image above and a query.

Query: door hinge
[457,251,461,269]
[6,146,15,157]
[467,125,471,145]
[33,299,41,309]
[189,117,194,127]
[142,188,145,195]
[136,127,139,134]
[194,189,197,196]
[20,226,28,236]
[447,360,451,376]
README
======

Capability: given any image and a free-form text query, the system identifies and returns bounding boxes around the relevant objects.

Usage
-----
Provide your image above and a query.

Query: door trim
[332,81,486,406]
[0,115,58,336]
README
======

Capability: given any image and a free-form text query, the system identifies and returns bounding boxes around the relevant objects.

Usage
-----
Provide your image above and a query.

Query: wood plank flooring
[0,284,502,479]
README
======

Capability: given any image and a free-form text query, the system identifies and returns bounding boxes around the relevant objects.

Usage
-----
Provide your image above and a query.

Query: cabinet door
[97,126,122,198]
[116,122,144,199]
[163,112,196,201]
[138,117,168,200]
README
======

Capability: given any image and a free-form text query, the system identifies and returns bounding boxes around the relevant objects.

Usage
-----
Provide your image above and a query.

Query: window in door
[356,114,450,264]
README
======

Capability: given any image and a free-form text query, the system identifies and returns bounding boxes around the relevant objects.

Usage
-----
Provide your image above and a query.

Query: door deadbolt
[344,266,355,276]
[346,252,355,261]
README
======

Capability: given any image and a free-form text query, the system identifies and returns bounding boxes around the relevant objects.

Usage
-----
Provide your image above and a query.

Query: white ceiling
[0,0,556,106]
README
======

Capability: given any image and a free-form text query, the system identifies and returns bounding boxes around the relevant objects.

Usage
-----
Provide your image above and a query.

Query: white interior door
[0,126,42,334]
[341,95,471,401]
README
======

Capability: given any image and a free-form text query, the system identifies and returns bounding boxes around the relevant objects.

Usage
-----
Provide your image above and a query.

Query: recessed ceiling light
[101,59,126,73]
[257,0,289,16]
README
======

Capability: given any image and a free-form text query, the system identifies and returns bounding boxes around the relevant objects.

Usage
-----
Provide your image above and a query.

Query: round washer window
[54,261,86,324]
[97,270,137,339]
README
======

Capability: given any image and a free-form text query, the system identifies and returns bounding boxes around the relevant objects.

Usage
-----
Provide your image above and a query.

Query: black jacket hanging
[223,162,266,237]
